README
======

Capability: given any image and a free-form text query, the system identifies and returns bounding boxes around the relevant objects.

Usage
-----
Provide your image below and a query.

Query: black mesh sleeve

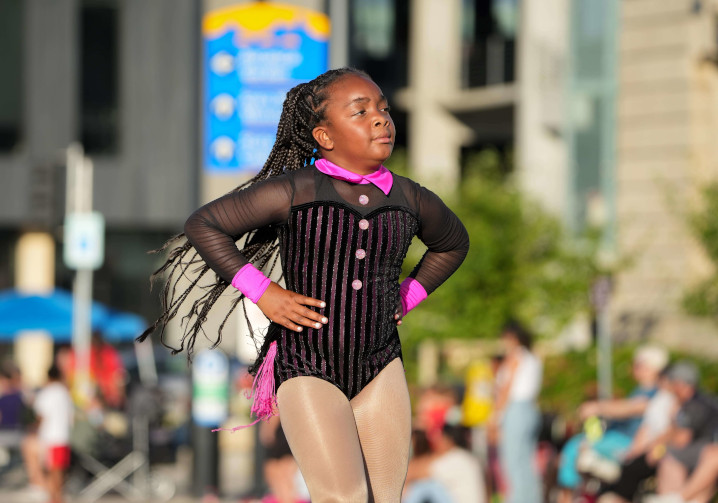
[183,176,294,284]
[408,185,470,295]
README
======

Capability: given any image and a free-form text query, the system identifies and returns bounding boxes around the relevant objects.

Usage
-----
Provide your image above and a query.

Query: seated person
[645,442,718,503]
[597,365,678,503]
[557,345,668,503]
[649,361,718,500]
[404,406,486,503]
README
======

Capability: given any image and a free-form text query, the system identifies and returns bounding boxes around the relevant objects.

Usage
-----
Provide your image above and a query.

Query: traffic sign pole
[64,143,104,406]
[592,276,613,400]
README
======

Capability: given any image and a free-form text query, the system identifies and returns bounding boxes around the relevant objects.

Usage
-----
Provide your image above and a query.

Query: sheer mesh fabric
[183,166,469,295]
[277,358,411,503]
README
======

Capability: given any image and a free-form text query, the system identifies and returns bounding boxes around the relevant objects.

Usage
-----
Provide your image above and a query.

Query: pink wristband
[400,278,427,316]
[231,264,271,304]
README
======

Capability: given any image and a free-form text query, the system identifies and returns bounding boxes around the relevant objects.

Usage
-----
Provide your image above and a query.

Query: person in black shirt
[653,361,718,496]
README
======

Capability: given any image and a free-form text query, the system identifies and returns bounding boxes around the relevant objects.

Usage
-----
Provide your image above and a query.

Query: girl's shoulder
[389,171,420,189]
[284,165,317,187]
[389,172,445,207]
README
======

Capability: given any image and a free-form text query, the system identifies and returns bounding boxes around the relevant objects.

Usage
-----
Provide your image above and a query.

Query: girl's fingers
[299,307,327,325]
[296,295,326,309]
[279,317,303,332]
[293,315,324,330]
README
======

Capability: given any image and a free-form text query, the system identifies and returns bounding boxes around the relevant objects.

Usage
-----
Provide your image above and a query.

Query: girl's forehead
[325,74,384,103]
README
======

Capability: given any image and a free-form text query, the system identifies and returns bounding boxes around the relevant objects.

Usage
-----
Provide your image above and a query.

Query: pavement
[0,486,261,503]
[0,461,258,503]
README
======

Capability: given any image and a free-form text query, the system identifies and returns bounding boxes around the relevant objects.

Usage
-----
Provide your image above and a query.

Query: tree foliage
[387,148,603,350]
[683,183,718,321]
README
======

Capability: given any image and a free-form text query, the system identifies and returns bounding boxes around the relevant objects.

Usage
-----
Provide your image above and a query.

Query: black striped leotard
[184,166,469,398]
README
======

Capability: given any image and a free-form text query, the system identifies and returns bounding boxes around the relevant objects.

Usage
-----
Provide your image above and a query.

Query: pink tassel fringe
[213,341,278,432]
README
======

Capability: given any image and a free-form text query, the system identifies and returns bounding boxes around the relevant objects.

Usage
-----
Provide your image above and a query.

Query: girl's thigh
[350,358,412,502]
[277,376,367,499]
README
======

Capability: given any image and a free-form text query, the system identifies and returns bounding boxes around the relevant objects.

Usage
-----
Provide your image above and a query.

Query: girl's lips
[373,137,393,144]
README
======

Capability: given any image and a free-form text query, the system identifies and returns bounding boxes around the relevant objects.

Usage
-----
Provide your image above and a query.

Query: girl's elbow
[183,212,204,243]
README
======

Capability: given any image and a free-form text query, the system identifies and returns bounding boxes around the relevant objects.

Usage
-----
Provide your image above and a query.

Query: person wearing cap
[597,365,678,502]
[649,361,718,499]
[556,345,668,503]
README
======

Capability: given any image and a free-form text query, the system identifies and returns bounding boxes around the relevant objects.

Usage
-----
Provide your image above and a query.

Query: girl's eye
[382,106,392,113]
[353,110,366,116]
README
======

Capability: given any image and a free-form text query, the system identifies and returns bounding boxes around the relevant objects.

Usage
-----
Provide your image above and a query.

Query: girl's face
[312,74,395,174]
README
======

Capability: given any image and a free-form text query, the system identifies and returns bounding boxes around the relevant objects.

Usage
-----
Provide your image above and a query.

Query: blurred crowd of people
[0,333,127,503]
[394,329,718,503]
[3,325,718,503]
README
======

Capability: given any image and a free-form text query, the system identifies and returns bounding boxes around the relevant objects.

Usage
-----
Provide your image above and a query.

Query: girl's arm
[184,176,327,332]
[184,176,293,282]
[400,184,470,315]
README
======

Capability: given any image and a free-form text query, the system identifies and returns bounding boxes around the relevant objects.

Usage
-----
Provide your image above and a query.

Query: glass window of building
[352,0,395,60]
[0,0,24,153]
[349,0,409,145]
[461,0,518,88]
[79,0,120,154]
[568,0,617,234]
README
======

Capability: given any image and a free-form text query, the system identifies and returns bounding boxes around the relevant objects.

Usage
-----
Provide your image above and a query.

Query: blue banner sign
[203,2,330,173]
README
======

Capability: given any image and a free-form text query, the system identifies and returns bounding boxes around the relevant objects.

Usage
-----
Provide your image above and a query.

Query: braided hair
[137,67,370,365]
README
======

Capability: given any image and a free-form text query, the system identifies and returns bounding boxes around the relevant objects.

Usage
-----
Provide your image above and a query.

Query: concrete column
[406,0,465,194]
[14,232,56,388]
[14,232,55,294]
[515,0,570,217]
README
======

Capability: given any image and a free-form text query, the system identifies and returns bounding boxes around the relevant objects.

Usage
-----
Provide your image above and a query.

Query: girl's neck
[320,156,382,176]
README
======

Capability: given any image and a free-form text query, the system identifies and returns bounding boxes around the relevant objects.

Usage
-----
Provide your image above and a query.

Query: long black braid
[137,67,370,367]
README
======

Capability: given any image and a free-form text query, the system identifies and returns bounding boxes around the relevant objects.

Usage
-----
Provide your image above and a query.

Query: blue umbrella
[0,289,146,343]
[103,309,148,343]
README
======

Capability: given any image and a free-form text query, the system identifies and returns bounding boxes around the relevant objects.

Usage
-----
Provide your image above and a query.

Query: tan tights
[276,358,411,503]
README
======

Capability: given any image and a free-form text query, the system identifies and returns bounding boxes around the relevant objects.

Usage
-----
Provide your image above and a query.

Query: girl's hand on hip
[393,300,403,326]
[256,282,328,332]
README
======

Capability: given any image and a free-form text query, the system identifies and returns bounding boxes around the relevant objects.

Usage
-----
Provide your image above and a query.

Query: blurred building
[611,0,718,353]
[1,0,717,355]
[0,0,200,321]
[398,0,718,354]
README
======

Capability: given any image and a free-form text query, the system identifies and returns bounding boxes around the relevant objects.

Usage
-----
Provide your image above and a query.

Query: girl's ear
[312,125,334,151]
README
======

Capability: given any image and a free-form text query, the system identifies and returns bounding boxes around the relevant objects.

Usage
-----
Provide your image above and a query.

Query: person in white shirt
[405,406,487,503]
[492,321,543,503]
[33,365,74,503]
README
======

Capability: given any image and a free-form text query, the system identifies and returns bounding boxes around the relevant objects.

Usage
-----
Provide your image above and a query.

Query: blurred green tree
[386,148,603,376]
[683,183,718,320]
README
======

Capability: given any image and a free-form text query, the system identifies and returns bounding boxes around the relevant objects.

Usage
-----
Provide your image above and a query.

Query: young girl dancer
[139,67,469,502]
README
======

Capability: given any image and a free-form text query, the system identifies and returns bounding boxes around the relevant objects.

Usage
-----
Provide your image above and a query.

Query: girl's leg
[350,358,412,503]
[277,376,368,503]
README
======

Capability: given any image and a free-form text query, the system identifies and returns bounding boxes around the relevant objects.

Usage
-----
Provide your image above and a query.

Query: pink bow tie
[314,159,393,196]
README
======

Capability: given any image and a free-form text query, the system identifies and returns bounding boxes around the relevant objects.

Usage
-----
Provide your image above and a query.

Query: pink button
[352,279,363,290]
[355,249,366,259]
[358,194,369,205]
[358,219,369,230]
